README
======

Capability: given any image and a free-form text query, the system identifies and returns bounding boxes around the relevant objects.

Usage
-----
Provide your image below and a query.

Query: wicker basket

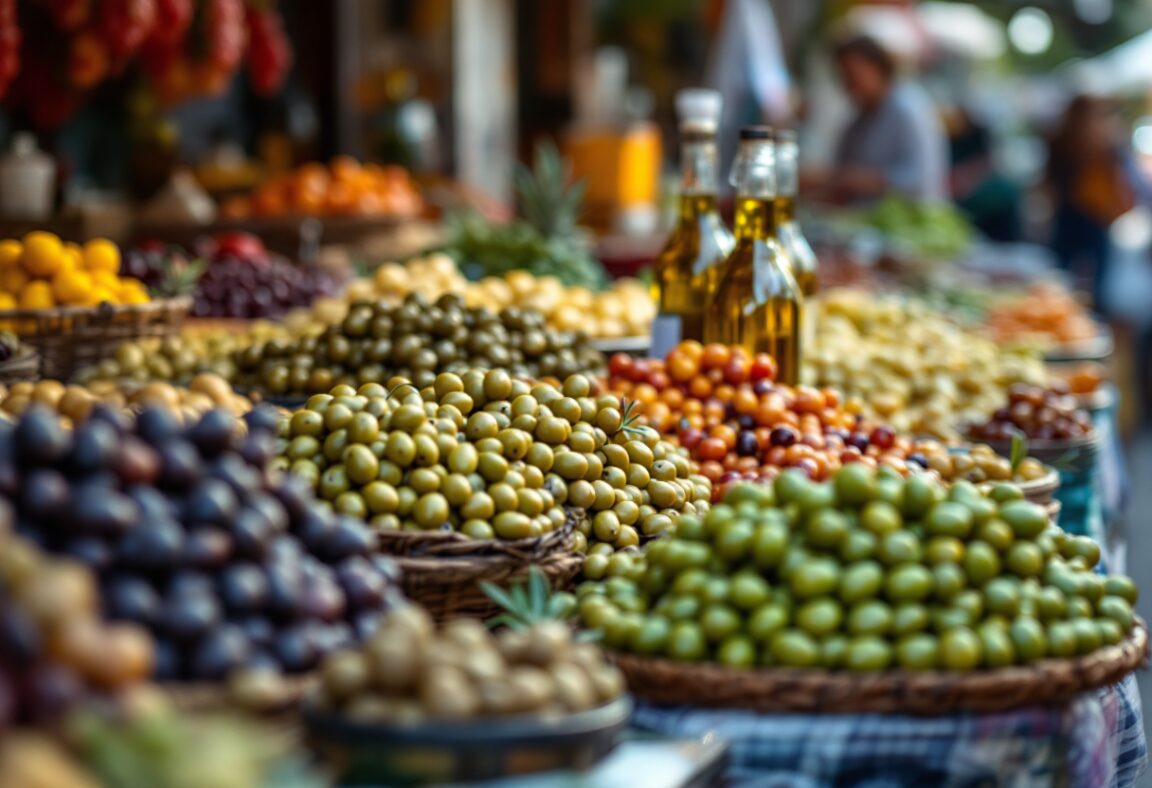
[377,517,584,621]
[0,297,192,380]
[613,619,1147,715]
[0,347,39,385]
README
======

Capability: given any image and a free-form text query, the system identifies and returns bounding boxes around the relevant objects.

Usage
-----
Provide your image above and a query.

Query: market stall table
[631,674,1146,787]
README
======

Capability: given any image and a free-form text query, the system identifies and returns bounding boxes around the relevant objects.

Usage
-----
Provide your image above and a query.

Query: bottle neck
[776,141,798,200]
[679,137,720,198]
[732,140,779,241]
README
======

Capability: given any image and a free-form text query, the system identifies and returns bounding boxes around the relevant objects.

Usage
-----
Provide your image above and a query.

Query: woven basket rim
[0,295,193,320]
[376,511,581,560]
[612,618,1148,715]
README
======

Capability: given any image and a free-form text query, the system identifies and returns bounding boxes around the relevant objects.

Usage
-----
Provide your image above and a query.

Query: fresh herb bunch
[431,143,608,290]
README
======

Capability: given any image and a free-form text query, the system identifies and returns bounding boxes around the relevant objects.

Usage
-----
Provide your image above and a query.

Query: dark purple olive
[267,534,304,565]
[230,508,274,560]
[769,426,797,448]
[136,407,182,447]
[274,626,319,673]
[0,609,39,665]
[735,431,759,458]
[21,469,71,521]
[163,591,222,642]
[62,536,114,571]
[183,480,238,525]
[296,511,336,553]
[209,454,262,498]
[272,478,314,524]
[166,571,214,598]
[244,406,280,435]
[238,617,275,647]
[112,438,160,486]
[191,625,252,681]
[13,408,69,466]
[217,563,269,615]
[124,485,177,522]
[247,494,288,536]
[370,554,402,585]
[846,432,870,452]
[116,518,184,572]
[68,420,119,474]
[238,432,277,468]
[104,576,162,625]
[151,638,181,680]
[301,574,346,623]
[322,517,377,561]
[70,487,137,535]
[157,442,202,491]
[337,556,386,610]
[907,452,928,468]
[182,527,233,569]
[185,410,237,458]
[87,404,130,433]
[353,610,383,640]
[264,566,304,620]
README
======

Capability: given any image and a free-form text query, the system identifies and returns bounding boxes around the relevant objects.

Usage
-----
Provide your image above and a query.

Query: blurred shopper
[824,35,947,204]
[1047,95,1140,310]
[949,108,1023,242]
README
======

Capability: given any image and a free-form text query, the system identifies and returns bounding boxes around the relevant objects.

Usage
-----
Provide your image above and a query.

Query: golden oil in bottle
[706,126,802,384]
[651,89,734,357]
[773,129,818,297]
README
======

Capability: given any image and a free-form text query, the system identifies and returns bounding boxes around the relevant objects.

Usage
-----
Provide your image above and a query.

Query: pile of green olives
[578,465,1138,671]
[236,292,606,397]
[274,369,712,552]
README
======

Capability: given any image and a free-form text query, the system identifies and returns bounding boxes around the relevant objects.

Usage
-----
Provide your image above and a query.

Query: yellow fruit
[92,287,119,306]
[0,240,22,268]
[0,267,29,296]
[91,270,121,292]
[52,269,93,306]
[118,278,150,305]
[83,238,120,274]
[21,232,65,278]
[62,243,84,271]
[0,293,15,310]
[19,281,55,310]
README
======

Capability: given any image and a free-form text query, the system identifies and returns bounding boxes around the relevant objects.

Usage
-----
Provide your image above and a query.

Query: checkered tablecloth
[631,673,1146,787]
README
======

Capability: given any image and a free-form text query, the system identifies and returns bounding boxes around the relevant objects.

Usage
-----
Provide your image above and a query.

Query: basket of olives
[579,467,1147,714]
[234,292,606,399]
[275,370,711,620]
[0,405,407,714]
[305,592,631,785]
[7,296,194,381]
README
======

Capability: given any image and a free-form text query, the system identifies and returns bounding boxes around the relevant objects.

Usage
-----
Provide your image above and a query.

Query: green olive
[939,627,982,671]
[797,598,843,637]
[834,463,876,506]
[975,519,1014,552]
[363,481,400,514]
[477,452,510,483]
[896,634,938,669]
[963,540,1001,586]
[343,444,379,486]
[667,622,708,661]
[553,452,589,481]
[717,635,756,669]
[1010,617,1047,662]
[493,511,538,539]
[385,432,416,466]
[318,465,350,500]
[789,558,840,599]
[769,629,820,667]
[845,636,892,671]
[747,603,789,643]
[461,492,495,520]
[839,561,884,605]
[885,564,933,603]
[847,600,893,637]
[413,492,449,529]
[489,483,518,513]
[999,500,1048,539]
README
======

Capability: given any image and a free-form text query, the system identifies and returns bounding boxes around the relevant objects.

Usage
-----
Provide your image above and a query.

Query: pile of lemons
[0,232,150,310]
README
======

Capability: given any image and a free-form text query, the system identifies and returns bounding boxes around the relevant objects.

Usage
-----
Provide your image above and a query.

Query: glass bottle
[706,126,803,384]
[650,90,734,358]
[774,129,818,297]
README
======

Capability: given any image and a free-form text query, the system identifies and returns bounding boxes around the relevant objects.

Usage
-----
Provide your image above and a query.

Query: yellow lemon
[21,232,65,278]
[62,243,84,271]
[91,270,121,292]
[92,287,119,306]
[117,278,150,305]
[0,240,22,268]
[19,280,55,310]
[83,238,121,275]
[52,269,93,306]
[0,293,15,310]
[0,267,29,296]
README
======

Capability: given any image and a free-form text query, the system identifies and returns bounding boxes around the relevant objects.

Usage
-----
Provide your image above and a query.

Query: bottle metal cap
[676,88,723,129]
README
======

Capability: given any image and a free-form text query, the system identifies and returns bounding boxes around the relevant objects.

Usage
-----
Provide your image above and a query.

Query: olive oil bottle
[651,89,734,358]
[773,129,818,297]
[706,127,802,384]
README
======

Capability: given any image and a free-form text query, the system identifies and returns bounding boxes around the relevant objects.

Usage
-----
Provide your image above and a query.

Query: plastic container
[0,133,55,220]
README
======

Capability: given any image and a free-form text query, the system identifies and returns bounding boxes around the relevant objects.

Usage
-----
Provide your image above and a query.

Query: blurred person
[1046,95,1143,311]
[816,35,947,205]
[949,108,1022,242]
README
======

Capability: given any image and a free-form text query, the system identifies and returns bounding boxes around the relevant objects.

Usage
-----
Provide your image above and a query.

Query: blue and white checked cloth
[631,673,1146,787]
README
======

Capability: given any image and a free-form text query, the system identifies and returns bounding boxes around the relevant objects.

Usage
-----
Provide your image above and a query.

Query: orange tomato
[701,343,731,370]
